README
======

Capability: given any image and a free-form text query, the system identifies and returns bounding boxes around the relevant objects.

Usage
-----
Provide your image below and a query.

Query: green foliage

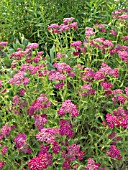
[0,0,127,48]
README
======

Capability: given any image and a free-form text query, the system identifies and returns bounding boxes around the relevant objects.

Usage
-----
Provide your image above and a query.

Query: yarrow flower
[26,43,39,49]
[0,162,6,169]
[9,71,29,86]
[27,94,51,115]
[34,114,47,131]
[0,124,16,139]
[36,128,59,144]
[59,120,74,138]
[28,153,52,170]
[63,17,75,24]
[106,145,122,160]
[14,134,32,154]
[85,27,95,37]
[55,82,65,89]
[53,62,72,73]
[52,141,61,154]
[85,158,104,170]
[49,71,66,81]
[62,144,84,162]
[1,145,8,155]
[58,100,79,117]
[100,81,113,90]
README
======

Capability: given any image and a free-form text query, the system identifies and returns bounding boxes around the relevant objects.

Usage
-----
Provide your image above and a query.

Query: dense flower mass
[62,144,84,162]
[58,100,79,117]
[14,134,32,154]
[9,71,29,86]
[28,153,52,170]
[49,70,66,81]
[27,94,51,115]
[36,128,59,144]
[34,114,47,130]
[85,158,104,170]
[59,120,74,138]
[106,145,122,160]
[0,124,16,139]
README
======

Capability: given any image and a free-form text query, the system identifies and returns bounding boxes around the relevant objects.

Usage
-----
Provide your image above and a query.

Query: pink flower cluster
[100,81,113,90]
[59,120,74,138]
[106,145,122,160]
[90,37,114,53]
[34,114,47,131]
[20,64,44,75]
[106,107,128,128]
[0,124,16,140]
[10,48,32,60]
[10,95,27,115]
[14,134,32,154]
[55,82,65,89]
[53,62,72,73]
[52,141,61,154]
[36,128,59,144]
[1,145,8,155]
[117,47,128,64]
[62,144,84,169]
[28,153,52,170]
[0,162,6,169]
[85,158,104,170]
[80,84,96,97]
[0,41,8,50]
[112,8,128,20]
[70,41,86,56]
[94,24,107,33]
[81,63,118,84]
[27,94,51,115]
[111,89,128,105]
[96,62,118,78]
[58,100,79,117]
[9,71,29,86]
[26,43,39,49]
[48,17,78,34]
[49,70,66,81]
[85,27,95,37]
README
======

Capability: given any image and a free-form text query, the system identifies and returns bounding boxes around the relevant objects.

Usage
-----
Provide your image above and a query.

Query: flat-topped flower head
[63,17,75,24]
[28,153,52,170]
[26,43,39,49]
[58,100,79,117]
[106,145,122,160]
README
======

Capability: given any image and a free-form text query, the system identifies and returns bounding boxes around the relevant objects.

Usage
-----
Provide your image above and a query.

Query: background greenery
[0,0,127,48]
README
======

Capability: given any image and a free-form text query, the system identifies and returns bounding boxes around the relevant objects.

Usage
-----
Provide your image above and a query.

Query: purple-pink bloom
[53,63,72,73]
[28,153,52,170]
[85,158,102,170]
[55,82,65,89]
[106,145,122,160]
[0,162,6,169]
[59,120,74,138]
[1,145,8,155]
[52,141,61,154]
[63,17,75,24]
[1,124,15,138]
[58,100,79,117]
[62,144,84,162]
[36,128,59,144]
[34,114,47,131]
[49,71,66,81]
[26,43,39,49]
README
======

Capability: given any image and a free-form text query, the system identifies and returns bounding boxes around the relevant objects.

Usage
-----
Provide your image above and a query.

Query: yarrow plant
[0,9,128,170]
